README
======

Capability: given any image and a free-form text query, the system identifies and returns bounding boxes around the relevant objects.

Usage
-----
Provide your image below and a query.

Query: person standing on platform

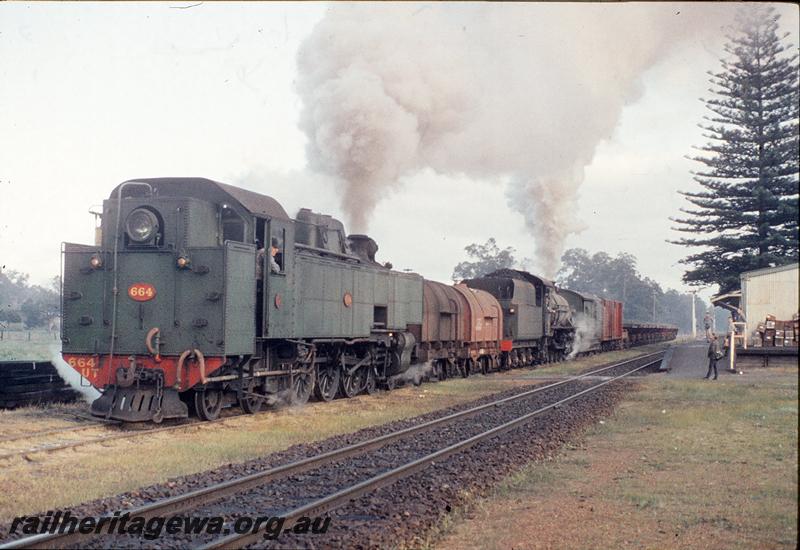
[704,332,721,380]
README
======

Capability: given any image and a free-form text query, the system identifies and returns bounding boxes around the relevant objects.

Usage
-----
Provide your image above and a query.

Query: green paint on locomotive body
[63,191,255,358]
[62,178,422,361]
[291,252,423,338]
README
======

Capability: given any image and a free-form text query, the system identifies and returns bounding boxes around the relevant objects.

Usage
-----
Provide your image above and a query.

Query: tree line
[452,240,721,335]
[0,270,60,329]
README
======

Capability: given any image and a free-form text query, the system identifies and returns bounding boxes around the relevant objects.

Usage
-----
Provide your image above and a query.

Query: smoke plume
[296,3,730,276]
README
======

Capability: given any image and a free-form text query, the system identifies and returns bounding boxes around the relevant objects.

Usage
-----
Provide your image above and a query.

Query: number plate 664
[128,283,156,302]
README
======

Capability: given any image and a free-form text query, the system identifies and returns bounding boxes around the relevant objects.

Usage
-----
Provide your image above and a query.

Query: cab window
[221,206,244,243]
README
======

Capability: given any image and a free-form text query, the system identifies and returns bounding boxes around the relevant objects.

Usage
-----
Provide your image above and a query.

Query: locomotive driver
[269,237,281,273]
[256,237,281,279]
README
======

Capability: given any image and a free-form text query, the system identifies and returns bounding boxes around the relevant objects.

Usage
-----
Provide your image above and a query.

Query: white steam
[393,360,435,386]
[568,313,597,360]
[49,345,100,404]
[296,3,731,277]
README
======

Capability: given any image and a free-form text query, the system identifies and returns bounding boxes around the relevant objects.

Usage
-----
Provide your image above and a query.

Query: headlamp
[125,208,159,243]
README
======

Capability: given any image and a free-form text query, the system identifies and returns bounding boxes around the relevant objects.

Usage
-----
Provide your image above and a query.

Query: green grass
[0,330,59,361]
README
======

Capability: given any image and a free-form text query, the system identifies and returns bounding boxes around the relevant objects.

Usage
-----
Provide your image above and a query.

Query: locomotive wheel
[480,356,490,375]
[341,367,366,398]
[364,368,377,395]
[194,389,223,421]
[240,379,265,414]
[314,363,340,402]
[291,368,315,405]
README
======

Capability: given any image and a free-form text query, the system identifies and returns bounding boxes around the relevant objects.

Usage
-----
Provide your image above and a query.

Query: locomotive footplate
[90,366,188,422]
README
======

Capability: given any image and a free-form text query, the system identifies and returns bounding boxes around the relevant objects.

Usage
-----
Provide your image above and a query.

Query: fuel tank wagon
[418,280,503,379]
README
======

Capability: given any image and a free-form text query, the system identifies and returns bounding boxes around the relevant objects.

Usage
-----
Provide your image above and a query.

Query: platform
[734,346,798,369]
[660,341,736,379]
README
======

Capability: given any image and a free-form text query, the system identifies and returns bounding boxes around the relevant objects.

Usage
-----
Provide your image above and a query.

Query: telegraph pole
[690,291,697,339]
[652,289,656,322]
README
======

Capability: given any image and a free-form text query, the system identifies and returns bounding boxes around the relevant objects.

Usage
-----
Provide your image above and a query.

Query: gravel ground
[0,356,653,548]
[266,381,635,550]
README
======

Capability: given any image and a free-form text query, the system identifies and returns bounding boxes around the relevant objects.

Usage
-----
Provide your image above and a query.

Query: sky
[1,2,798,305]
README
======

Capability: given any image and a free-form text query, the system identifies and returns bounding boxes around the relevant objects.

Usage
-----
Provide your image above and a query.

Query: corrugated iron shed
[741,263,799,342]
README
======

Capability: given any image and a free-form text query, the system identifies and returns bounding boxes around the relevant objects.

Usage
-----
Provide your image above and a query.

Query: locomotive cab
[61,178,289,422]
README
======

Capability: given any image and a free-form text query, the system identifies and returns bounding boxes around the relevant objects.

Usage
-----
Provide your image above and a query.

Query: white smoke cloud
[296,3,733,277]
[393,359,435,386]
[50,345,100,404]
[568,312,598,360]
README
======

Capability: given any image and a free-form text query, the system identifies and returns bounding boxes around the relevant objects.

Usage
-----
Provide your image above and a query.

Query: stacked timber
[0,361,80,408]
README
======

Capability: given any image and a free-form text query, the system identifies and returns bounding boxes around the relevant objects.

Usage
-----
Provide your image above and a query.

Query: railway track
[1,351,663,549]
[0,346,666,462]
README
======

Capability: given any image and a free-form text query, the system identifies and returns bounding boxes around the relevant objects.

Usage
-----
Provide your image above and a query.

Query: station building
[740,263,799,344]
[713,262,799,369]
